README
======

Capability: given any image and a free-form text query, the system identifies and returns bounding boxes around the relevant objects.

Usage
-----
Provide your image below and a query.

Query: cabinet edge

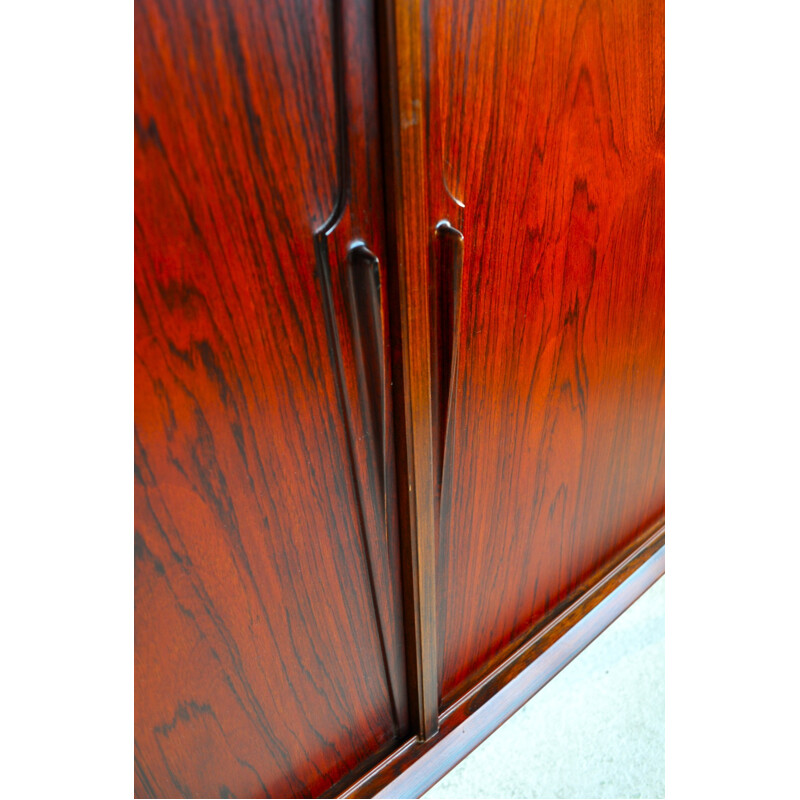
[325,519,665,799]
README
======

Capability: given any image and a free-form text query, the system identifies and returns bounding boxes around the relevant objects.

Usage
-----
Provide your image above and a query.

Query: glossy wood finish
[135,0,665,793]
[426,0,666,703]
[328,522,665,798]
[430,222,465,516]
[377,0,441,740]
[134,0,407,796]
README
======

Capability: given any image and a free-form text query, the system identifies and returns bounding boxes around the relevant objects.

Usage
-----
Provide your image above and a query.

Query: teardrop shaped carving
[343,243,386,504]
[431,221,465,488]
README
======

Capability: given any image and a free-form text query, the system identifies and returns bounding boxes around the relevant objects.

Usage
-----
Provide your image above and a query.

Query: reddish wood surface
[425,0,666,703]
[135,0,665,793]
[327,523,664,799]
[134,0,407,796]
[378,0,442,740]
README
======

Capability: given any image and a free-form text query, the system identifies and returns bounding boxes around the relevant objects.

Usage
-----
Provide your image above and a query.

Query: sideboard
[134,0,665,796]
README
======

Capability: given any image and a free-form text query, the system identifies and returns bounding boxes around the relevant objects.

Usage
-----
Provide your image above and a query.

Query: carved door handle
[431,220,464,488]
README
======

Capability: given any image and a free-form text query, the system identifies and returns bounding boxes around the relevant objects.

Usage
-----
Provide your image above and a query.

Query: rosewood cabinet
[134,0,664,797]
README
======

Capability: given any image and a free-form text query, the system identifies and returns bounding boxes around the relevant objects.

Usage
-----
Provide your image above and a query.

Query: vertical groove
[344,245,386,507]
[319,0,350,234]
[311,0,402,730]
[375,0,440,740]
[431,220,465,491]
[314,236,400,728]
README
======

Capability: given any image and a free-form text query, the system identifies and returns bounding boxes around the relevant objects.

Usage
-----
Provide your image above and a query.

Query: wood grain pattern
[134,0,406,796]
[327,522,665,798]
[135,0,665,792]
[430,221,465,510]
[377,0,441,740]
[314,0,409,731]
[429,0,666,703]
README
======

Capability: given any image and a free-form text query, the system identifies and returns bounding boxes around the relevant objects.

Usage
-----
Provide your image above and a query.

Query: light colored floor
[422,577,665,800]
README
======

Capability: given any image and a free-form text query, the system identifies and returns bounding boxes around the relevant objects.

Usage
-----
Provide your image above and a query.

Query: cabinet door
[134,0,406,796]
[425,0,665,702]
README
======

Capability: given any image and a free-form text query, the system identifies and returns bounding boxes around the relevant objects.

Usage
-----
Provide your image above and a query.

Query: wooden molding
[326,520,665,798]
[377,0,440,741]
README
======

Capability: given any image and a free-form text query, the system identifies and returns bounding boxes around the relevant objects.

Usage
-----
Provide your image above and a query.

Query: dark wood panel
[134,0,406,796]
[430,0,665,702]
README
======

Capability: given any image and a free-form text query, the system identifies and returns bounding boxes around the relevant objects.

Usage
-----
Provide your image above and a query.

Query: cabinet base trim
[326,520,665,799]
